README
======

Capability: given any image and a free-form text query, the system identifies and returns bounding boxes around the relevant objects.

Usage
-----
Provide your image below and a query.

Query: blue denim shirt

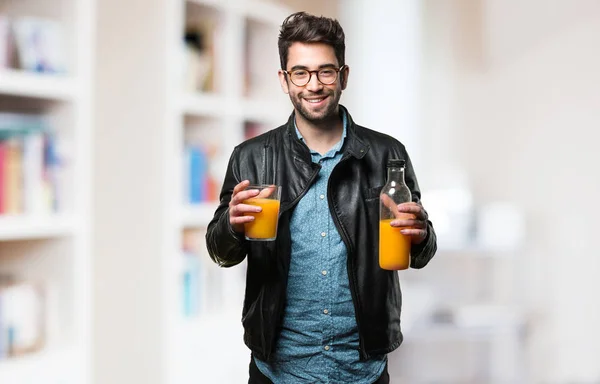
[255,112,386,383]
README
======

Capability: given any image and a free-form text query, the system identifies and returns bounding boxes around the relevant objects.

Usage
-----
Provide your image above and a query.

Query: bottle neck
[387,167,405,184]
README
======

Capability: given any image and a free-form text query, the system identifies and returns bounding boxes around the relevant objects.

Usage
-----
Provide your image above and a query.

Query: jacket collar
[284,105,369,161]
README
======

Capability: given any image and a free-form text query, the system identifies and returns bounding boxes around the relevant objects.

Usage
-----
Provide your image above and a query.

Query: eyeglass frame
[282,65,347,87]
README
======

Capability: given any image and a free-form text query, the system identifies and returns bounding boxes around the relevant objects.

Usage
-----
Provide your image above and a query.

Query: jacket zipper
[327,153,368,360]
[263,141,272,185]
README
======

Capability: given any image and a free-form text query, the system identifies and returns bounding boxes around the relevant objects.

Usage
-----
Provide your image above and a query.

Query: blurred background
[0,0,598,383]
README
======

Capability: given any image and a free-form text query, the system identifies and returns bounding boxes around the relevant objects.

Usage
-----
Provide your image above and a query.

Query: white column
[93,0,168,383]
[339,0,423,170]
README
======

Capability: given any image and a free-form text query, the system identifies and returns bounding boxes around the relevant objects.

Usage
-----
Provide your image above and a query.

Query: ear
[278,70,290,94]
[340,65,350,90]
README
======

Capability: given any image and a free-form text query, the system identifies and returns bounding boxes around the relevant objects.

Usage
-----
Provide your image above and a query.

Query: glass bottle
[379,159,412,270]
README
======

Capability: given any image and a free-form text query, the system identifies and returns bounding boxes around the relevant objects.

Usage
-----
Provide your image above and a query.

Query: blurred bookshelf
[0,70,78,101]
[0,214,76,241]
[0,0,93,383]
[163,1,292,383]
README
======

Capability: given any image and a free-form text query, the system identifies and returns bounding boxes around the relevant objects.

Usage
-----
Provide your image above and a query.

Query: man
[206,11,437,384]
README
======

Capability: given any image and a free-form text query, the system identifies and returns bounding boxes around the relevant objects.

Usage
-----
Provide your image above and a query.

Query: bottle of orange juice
[379,159,412,270]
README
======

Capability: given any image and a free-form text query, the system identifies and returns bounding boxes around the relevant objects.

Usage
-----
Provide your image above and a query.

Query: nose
[305,72,324,92]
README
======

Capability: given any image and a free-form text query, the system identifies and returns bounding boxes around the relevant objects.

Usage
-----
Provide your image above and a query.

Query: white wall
[341,0,600,382]
[272,0,338,17]
[421,1,600,382]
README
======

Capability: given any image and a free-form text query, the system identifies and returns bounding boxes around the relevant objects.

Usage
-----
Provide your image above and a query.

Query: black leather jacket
[206,106,437,362]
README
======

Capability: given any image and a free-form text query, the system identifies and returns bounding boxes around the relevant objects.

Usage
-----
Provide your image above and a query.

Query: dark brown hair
[278,12,346,70]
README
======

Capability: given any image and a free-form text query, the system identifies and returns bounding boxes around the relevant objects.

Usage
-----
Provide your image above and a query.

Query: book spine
[22,131,46,214]
[4,137,23,214]
[0,141,6,214]
[187,146,207,204]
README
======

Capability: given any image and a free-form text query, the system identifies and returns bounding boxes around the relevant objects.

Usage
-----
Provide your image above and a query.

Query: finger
[231,180,251,204]
[390,219,426,228]
[397,202,419,213]
[230,215,255,225]
[233,180,251,196]
[257,185,277,199]
[231,188,260,205]
[381,194,400,216]
[400,228,427,237]
[389,210,416,222]
[239,203,262,215]
[398,203,428,220]
[231,203,262,217]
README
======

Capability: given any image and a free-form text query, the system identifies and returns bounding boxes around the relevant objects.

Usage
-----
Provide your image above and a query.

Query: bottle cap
[387,159,405,168]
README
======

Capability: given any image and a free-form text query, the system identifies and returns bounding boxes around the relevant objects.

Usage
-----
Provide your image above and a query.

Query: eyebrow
[289,63,338,71]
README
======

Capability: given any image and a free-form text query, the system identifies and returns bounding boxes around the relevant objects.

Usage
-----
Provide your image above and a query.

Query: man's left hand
[390,202,429,245]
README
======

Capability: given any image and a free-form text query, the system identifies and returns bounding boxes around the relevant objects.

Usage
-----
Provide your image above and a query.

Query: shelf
[0,214,76,241]
[242,1,291,25]
[0,70,79,101]
[179,93,288,123]
[406,305,527,341]
[0,347,79,384]
[241,98,289,124]
[185,0,290,24]
[185,0,223,10]
[179,93,228,117]
[180,202,219,228]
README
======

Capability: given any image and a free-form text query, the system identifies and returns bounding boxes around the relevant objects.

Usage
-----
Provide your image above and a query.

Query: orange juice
[379,219,411,270]
[243,198,280,240]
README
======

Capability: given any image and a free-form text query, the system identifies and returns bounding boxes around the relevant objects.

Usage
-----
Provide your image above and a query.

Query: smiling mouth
[304,96,327,104]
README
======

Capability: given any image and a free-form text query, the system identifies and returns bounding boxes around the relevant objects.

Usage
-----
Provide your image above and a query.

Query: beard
[290,90,341,125]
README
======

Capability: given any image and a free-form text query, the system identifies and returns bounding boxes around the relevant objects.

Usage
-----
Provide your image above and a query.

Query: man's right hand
[229,180,261,234]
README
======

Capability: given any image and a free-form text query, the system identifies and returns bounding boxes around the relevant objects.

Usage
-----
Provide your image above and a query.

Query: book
[185,145,208,204]
[3,137,23,214]
[0,113,58,214]
[11,16,67,73]
[0,15,12,69]
[0,280,46,359]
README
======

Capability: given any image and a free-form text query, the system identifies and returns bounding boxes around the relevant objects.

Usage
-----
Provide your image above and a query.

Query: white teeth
[306,98,324,103]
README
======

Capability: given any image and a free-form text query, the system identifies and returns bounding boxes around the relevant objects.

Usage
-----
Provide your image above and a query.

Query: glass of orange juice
[243,184,281,241]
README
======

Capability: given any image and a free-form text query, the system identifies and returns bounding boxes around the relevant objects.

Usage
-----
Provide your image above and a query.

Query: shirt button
[321,232,326,237]
[319,194,325,200]
[324,345,330,351]
[321,270,327,276]
[323,309,329,314]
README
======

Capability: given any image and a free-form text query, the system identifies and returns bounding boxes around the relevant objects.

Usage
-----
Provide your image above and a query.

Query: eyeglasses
[283,65,346,87]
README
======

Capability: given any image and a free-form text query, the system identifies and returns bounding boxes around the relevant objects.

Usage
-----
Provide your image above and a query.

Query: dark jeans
[248,356,390,384]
